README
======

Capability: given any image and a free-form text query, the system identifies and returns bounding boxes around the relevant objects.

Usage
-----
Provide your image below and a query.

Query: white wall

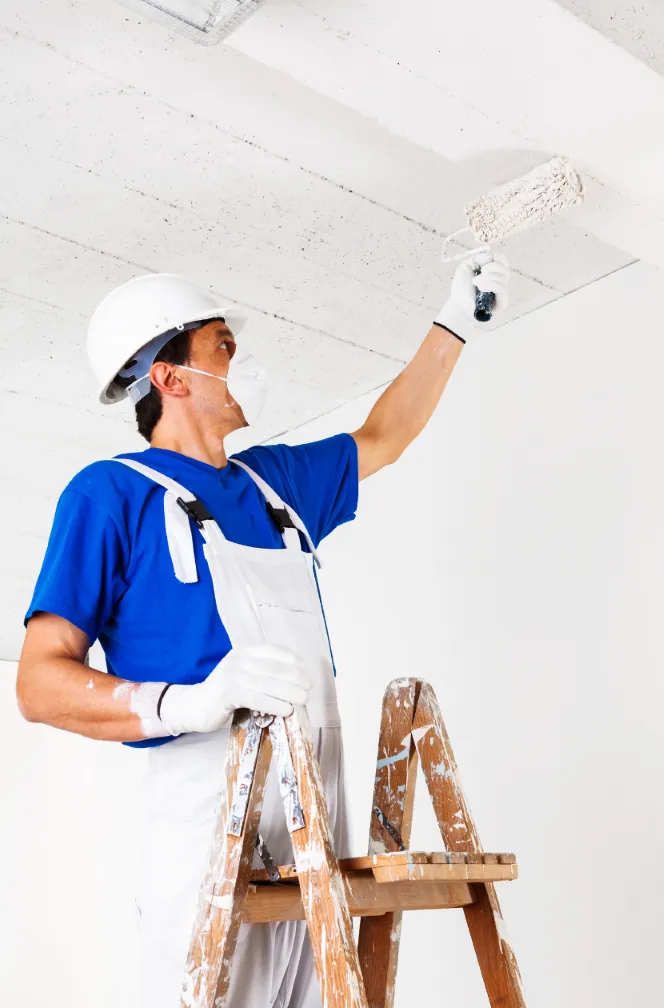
[2,259,663,1006]
[303,259,664,1007]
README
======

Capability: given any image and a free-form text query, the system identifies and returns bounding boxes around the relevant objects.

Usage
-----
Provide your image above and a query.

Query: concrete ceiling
[557,0,664,76]
[0,0,662,657]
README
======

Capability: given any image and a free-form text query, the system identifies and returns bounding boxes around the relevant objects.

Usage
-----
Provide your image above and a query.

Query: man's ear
[150,361,188,398]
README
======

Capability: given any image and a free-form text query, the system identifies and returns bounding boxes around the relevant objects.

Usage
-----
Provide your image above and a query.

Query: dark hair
[114,329,191,443]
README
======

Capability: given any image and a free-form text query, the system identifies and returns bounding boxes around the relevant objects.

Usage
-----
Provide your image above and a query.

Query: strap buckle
[372,805,406,851]
[255,833,281,883]
[266,502,296,534]
[176,496,213,529]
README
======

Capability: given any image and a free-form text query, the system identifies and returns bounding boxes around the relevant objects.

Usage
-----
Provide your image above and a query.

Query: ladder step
[249,851,517,882]
[372,862,518,884]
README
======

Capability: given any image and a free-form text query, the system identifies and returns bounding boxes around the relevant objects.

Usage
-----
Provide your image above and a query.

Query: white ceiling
[0,0,662,657]
[557,0,664,76]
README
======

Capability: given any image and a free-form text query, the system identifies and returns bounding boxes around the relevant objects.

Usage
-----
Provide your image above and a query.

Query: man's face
[185,319,247,428]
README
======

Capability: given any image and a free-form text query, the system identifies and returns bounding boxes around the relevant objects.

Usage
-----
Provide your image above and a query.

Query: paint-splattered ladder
[182,678,526,1007]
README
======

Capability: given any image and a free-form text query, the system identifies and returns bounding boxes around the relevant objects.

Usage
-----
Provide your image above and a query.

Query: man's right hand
[435,251,510,342]
[157,643,312,737]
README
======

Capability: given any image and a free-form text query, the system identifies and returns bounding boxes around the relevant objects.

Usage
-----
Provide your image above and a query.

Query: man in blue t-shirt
[18,256,510,1007]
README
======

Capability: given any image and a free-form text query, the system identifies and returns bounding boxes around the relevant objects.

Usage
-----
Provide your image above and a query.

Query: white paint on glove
[140,644,312,738]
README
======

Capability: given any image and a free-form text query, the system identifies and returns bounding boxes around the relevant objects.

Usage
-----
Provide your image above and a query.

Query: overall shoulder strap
[110,458,207,584]
[231,458,321,568]
[111,457,194,499]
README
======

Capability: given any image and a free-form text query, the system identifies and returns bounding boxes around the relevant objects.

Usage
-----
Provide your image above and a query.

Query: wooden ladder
[181,678,526,1007]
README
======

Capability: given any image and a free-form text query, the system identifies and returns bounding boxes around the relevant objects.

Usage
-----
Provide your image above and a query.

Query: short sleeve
[25,489,129,643]
[237,433,359,548]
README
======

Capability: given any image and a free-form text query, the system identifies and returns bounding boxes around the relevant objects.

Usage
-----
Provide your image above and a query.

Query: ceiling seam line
[1,133,549,304]
[0,23,551,283]
[0,284,87,317]
[0,215,409,365]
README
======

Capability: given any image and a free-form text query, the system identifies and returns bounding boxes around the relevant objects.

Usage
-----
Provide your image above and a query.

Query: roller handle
[474,288,496,323]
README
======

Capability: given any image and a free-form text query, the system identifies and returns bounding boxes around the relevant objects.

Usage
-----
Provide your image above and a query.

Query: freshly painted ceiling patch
[117,0,272,44]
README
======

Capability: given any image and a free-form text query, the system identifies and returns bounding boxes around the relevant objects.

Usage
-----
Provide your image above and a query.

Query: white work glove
[157,644,312,737]
[435,250,510,343]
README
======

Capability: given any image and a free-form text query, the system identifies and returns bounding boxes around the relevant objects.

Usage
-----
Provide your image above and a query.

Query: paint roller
[443,156,584,322]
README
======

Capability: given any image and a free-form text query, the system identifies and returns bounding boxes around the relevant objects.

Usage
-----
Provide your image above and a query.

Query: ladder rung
[243,875,477,924]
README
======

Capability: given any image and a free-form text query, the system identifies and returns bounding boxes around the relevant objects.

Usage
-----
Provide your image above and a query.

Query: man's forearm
[352,254,510,480]
[17,655,158,742]
[16,613,169,742]
[359,324,463,467]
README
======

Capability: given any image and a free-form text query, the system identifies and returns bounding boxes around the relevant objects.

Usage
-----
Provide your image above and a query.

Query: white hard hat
[87,273,248,404]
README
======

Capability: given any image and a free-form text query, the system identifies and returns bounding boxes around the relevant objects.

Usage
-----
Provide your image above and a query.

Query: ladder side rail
[358,678,419,1008]
[414,682,526,1008]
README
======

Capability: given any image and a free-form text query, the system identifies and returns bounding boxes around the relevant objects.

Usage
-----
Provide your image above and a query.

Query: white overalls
[114,458,349,1008]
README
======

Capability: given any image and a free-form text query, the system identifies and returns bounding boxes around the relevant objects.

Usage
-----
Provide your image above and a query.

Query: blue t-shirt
[25,435,358,748]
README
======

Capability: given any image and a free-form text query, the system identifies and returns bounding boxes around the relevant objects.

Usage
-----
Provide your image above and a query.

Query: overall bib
[114,458,349,1008]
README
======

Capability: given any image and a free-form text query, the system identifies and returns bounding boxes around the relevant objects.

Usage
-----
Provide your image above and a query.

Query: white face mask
[177,352,268,427]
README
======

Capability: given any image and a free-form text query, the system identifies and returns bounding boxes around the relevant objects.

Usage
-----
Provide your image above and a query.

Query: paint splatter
[209,893,233,911]
[494,910,511,949]
[431,760,455,780]
[399,723,434,747]
[411,723,433,745]
[112,681,133,700]
[376,746,409,770]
